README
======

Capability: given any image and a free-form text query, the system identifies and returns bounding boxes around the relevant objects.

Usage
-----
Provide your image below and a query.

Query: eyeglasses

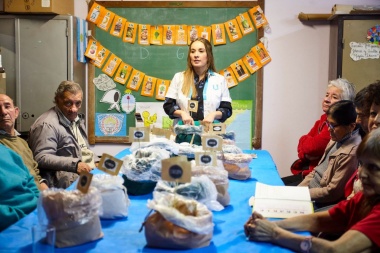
[326,120,340,130]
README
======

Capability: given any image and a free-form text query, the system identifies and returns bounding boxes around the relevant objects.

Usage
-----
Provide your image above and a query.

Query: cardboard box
[4,0,74,15]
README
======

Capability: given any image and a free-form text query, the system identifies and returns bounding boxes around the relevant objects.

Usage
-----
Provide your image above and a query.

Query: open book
[250,182,314,218]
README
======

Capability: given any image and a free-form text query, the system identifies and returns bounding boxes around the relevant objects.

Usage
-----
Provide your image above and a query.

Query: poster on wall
[225,100,253,150]
[95,113,127,136]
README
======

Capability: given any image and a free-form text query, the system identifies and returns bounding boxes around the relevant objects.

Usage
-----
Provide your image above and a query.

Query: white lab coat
[166,71,232,125]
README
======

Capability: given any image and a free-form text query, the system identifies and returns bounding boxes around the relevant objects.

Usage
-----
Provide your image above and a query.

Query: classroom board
[88,1,265,149]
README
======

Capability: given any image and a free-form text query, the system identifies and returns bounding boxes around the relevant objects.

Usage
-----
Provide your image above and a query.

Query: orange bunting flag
[199,26,211,41]
[176,25,188,45]
[109,15,127,38]
[219,67,239,89]
[97,10,115,32]
[114,62,133,85]
[126,69,145,91]
[242,52,262,74]
[89,45,110,68]
[138,24,151,46]
[188,25,199,45]
[86,3,105,25]
[163,25,175,45]
[251,42,271,66]
[248,5,269,29]
[84,38,99,60]
[236,12,255,35]
[123,22,138,44]
[141,76,157,97]
[150,26,163,45]
[211,24,226,45]
[230,59,250,82]
[224,18,243,43]
[155,79,170,100]
[102,54,122,77]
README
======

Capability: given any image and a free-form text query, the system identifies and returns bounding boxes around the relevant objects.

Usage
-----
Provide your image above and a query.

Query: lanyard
[189,73,209,100]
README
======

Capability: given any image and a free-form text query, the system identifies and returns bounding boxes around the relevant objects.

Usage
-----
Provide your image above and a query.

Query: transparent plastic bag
[191,160,230,206]
[218,153,253,180]
[154,175,224,211]
[177,142,203,159]
[91,174,130,219]
[121,146,171,182]
[147,192,213,234]
[38,187,103,248]
[144,192,213,249]
[130,137,179,156]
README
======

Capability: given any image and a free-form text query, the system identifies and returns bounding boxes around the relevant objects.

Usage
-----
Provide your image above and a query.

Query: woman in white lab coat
[163,37,232,127]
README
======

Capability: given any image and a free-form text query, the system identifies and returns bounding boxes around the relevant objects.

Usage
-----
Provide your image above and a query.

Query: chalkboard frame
[88,1,265,149]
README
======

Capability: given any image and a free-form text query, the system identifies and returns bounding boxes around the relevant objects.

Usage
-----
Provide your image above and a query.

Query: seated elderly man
[28,81,98,188]
[0,94,48,190]
[0,144,39,232]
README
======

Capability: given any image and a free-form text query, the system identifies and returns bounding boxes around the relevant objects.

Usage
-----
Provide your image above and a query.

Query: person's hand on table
[76,162,92,174]
[244,212,278,242]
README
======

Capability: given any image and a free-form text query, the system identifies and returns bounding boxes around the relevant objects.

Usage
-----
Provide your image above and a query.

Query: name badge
[188,100,198,112]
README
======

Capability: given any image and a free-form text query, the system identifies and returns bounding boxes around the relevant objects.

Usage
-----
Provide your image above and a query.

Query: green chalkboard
[88,1,264,149]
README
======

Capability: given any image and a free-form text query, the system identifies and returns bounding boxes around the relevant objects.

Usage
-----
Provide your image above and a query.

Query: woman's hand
[203,111,218,124]
[244,212,278,242]
[181,111,194,125]
[244,212,264,237]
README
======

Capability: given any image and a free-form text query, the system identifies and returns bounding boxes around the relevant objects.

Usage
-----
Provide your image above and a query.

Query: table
[0,150,303,253]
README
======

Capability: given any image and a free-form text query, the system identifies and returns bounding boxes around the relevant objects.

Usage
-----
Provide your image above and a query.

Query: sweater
[0,144,39,232]
[0,132,42,189]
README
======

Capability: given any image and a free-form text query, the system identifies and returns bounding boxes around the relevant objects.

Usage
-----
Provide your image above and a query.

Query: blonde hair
[182,38,216,98]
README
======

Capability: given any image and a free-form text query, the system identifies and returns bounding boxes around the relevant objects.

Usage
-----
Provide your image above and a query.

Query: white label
[350,42,380,61]
[42,0,51,8]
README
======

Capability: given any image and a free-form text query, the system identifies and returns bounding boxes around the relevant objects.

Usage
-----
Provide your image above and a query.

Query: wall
[75,0,380,177]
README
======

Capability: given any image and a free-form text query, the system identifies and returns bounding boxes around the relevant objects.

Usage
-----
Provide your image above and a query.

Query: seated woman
[298,100,361,209]
[0,144,39,232]
[244,127,380,252]
[289,78,356,182]
[345,80,380,200]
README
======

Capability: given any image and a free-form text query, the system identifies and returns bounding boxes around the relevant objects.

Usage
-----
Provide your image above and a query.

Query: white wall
[75,0,380,177]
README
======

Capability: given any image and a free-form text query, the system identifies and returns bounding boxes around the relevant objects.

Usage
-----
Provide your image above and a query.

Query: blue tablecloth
[0,150,300,253]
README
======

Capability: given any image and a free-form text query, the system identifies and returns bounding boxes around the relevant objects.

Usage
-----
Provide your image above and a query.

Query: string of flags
[85,3,272,100]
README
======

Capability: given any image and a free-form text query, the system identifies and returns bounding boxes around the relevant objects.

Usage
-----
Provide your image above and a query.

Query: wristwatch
[300,236,312,253]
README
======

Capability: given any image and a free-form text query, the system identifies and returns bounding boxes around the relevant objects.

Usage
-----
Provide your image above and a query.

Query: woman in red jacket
[286,78,355,185]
